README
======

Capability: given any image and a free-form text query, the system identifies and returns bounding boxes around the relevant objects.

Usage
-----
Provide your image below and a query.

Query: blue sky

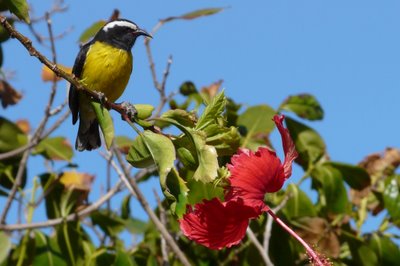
[3,0,400,243]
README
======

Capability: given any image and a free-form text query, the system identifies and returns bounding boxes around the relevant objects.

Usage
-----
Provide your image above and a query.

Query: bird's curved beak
[137,28,152,39]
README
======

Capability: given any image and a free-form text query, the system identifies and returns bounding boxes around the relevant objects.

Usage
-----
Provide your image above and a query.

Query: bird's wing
[68,42,92,125]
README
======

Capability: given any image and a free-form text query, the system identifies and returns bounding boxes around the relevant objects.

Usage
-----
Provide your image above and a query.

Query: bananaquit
[68,19,151,151]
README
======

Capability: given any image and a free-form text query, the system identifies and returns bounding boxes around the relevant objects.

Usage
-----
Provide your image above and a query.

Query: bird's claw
[93,91,109,107]
[120,102,137,121]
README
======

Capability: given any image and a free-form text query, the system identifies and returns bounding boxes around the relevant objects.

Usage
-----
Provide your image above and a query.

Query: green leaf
[282,184,317,220]
[32,231,68,266]
[0,19,13,43]
[285,117,326,170]
[368,233,400,266]
[187,179,224,205]
[32,137,73,161]
[279,94,324,121]
[8,231,36,265]
[5,0,30,23]
[325,162,371,190]
[91,102,114,150]
[160,109,197,128]
[91,210,126,237]
[56,221,84,265]
[346,235,379,266]
[125,217,147,235]
[165,168,189,217]
[0,116,28,152]
[134,104,154,120]
[195,91,226,131]
[126,134,154,168]
[311,164,349,214]
[204,124,240,156]
[174,135,197,169]
[143,130,176,184]
[158,116,219,183]
[383,175,400,221]
[133,130,175,186]
[79,20,106,43]
[114,250,135,266]
[121,195,131,219]
[0,157,27,190]
[161,8,224,23]
[95,251,116,266]
[115,135,134,154]
[0,232,11,264]
[237,105,276,149]
[190,130,218,183]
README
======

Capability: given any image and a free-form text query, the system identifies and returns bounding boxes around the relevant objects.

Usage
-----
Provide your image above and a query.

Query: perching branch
[0,16,135,123]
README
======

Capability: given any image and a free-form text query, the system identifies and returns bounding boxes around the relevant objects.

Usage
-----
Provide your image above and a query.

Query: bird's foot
[119,102,137,121]
[93,91,111,108]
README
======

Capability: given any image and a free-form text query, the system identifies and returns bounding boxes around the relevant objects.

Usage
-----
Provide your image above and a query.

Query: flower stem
[266,209,329,266]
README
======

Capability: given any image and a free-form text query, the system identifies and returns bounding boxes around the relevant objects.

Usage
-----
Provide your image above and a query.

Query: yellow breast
[81,41,133,103]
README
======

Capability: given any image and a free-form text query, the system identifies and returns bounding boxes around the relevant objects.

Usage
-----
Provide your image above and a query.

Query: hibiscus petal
[273,114,298,179]
[226,114,298,208]
[227,147,285,208]
[179,198,260,250]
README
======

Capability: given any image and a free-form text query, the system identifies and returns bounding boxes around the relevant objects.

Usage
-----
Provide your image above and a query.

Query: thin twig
[144,38,160,91]
[0,179,123,231]
[0,163,154,231]
[154,189,170,266]
[152,55,173,118]
[246,228,273,266]
[113,147,191,266]
[0,150,30,224]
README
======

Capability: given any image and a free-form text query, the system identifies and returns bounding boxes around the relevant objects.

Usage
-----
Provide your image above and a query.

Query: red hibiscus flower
[180,114,297,249]
[179,115,328,265]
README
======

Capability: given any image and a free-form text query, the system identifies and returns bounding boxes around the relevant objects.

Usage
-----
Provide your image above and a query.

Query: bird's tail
[76,115,101,151]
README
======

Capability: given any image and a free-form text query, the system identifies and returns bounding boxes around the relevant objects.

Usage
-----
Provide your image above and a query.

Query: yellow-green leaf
[161,8,225,23]
[91,102,114,150]
[5,0,30,23]
[32,137,73,162]
[79,20,106,43]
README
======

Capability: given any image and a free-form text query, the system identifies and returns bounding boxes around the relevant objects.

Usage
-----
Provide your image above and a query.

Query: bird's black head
[94,19,151,51]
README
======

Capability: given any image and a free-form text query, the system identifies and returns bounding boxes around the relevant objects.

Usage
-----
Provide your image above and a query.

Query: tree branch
[0,16,135,123]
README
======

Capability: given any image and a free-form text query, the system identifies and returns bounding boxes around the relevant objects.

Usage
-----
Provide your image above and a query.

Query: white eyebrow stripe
[103,21,137,32]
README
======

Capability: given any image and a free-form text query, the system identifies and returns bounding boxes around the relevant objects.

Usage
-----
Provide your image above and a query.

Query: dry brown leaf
[201,79,223,99]
[41,64,72,82]
[350,148,400,215]
[109,9,120,21]
[0,80,22,108]
[359,147,400,178]
[16,119,31,134]
[294,217,341,258]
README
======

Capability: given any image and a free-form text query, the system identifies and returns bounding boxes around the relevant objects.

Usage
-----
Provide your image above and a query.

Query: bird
[68,19,151,151]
